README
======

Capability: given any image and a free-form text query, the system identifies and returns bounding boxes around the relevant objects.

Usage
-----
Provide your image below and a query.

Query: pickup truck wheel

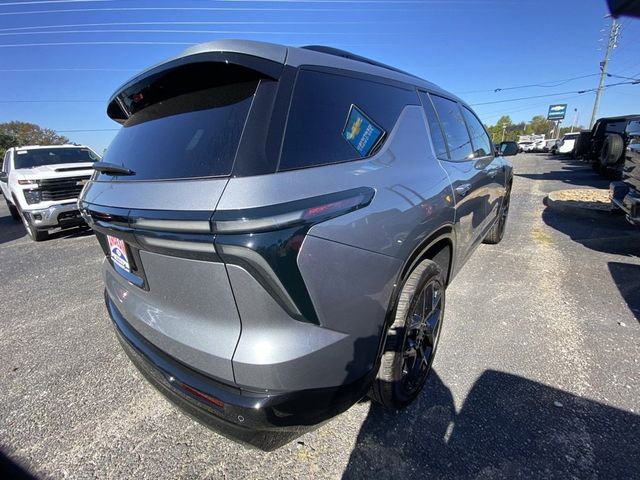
[5,197,20,220]
[483,187,511,244]
[17,208,49,242]
[369,259,445,408]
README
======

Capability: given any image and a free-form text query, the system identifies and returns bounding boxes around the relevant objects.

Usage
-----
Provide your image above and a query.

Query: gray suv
[79,40,515,450]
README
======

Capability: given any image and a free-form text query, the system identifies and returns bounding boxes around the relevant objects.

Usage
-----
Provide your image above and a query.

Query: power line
[454,73,600,94]
[469,81,637,106]
[0,99,103,102]
[0,28,393,37]
[0,20,380,32]
[0,67,138,72]
[0,0,111,6]
[0,5,435,17]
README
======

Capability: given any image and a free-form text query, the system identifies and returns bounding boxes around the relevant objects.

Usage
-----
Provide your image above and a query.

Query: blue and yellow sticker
[342,105,385,157]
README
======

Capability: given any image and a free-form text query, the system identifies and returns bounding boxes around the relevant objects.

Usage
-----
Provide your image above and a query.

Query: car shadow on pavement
[0,212,26,245]
[541,207,640,257]
[514,158,609,188]
[343,370,639,479]
[608,262,640,322]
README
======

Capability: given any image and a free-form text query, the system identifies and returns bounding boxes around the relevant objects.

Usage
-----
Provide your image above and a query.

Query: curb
[544,189,618,220]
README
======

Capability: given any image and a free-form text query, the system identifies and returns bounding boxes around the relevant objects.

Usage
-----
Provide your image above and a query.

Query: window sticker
[342,104,386,157]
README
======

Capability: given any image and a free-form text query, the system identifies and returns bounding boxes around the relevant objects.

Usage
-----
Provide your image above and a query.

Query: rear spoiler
[107,48,285,124]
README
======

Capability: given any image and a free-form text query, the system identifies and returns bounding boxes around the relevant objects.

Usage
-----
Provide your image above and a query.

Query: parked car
[79,40,515,450]
[556,132,580,155]
[532,139,547,152]
[588,114,640,177]
[610,119,640,226]
[518,141,535,153]
[544,139,558,153]
[0,145,99,241]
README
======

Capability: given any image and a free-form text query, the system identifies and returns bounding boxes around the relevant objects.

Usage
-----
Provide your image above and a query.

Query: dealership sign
[547,104,568,120]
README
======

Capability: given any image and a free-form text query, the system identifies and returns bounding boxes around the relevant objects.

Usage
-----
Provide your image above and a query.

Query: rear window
[14,147,99,169]
[605,122,626,134]
[279,69,418,171]
[99,63,261,181]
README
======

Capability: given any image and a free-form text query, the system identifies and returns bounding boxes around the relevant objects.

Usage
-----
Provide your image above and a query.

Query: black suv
[610,119,640,226]
[588,114,640,178]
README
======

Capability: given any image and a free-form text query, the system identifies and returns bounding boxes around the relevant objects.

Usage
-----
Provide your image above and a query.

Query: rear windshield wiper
[93,161,135,176]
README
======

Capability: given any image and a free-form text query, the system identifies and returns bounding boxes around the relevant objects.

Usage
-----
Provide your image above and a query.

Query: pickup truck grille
[39,176,90,202]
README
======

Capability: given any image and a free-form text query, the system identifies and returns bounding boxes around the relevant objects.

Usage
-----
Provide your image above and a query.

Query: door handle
[455,183,472,197]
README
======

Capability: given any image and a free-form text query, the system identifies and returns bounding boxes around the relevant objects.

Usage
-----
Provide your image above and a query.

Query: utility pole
[589,18,621,129]
[571,109,579,133]
[501,124,507,142]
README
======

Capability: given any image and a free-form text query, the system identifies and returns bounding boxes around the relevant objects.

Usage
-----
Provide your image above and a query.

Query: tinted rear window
[14,147,99,169]
[99,63,261,181]
[279,69,418,171]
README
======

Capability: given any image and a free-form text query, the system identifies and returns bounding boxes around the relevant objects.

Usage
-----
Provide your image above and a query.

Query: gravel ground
[1,154,639,479]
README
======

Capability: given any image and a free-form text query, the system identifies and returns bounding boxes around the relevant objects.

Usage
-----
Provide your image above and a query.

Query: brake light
[212,187,374,234]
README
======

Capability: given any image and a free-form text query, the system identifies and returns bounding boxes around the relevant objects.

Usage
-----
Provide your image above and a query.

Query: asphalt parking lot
[1,153,639,479]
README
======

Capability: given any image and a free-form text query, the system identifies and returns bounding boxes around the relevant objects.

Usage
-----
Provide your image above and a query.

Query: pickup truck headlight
[23,189,41,205]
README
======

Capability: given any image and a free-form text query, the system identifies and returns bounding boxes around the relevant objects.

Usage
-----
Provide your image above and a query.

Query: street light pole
[571,109,579,133]
[589,18,621,129]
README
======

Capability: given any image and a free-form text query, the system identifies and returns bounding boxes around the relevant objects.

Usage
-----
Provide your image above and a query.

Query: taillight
[211,187,374,234]
[212,188,375,325]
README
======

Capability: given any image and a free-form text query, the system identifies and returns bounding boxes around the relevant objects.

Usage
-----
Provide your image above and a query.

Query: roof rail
[300,45,420,80]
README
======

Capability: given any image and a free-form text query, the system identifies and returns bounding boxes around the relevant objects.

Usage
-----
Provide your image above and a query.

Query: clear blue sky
[0,0,639,153]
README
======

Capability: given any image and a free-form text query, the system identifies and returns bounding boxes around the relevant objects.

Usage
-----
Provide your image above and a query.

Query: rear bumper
[610,182,640,226]
[24,202,85,229]
[106,293,371,450]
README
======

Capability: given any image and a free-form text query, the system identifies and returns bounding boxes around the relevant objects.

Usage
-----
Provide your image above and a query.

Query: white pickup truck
[1,145,99,241]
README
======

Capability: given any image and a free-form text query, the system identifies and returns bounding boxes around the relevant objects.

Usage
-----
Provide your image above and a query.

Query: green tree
[529,115,554,136]
[0,121,69,157]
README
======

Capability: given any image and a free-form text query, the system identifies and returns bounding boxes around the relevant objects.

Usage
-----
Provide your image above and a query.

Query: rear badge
[342,104,385,157]
[107,235,130,272]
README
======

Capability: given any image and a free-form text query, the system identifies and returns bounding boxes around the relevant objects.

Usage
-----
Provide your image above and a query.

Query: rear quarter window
[279,69,418,171]
[429,94,474,162]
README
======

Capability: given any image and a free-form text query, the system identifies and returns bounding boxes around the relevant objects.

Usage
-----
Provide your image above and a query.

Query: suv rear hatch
[80,52,284,385]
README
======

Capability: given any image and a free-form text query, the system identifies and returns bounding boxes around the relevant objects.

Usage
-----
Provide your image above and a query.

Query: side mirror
[0,172,7,182]
[498,141,518,156]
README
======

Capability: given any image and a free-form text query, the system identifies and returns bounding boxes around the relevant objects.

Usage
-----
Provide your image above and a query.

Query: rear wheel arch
[370,227,455,373]
[398,227,455,288]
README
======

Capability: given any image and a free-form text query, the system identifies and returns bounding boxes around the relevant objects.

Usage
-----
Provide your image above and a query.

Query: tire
[5,197,20,220]
[17,205,49,242]
[600,134,624,166]
[369,259,445,408]
[483,186,511,244]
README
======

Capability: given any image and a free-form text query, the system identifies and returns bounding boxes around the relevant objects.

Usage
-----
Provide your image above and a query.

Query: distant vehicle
[544,139,558,153]
[533,139,547,152]
[0,145,99,241]
[557,132,580,155]
[610,119,640,226]
[572,130,592,159]
[518,141,535,153]
[588,114,640,177]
